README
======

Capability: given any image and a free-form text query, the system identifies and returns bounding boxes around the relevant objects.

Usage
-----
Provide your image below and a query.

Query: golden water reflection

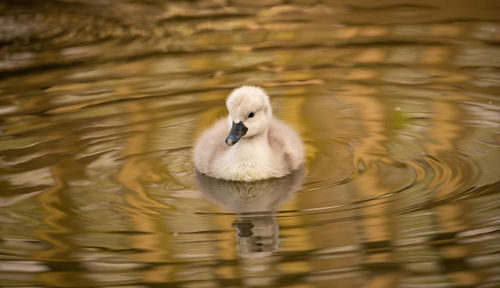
[0,0,499,287]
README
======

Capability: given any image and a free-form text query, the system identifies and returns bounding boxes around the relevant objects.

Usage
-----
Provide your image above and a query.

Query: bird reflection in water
[195,168,305,257]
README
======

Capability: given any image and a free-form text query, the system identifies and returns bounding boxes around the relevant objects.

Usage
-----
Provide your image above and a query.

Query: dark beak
[225,121,248,146]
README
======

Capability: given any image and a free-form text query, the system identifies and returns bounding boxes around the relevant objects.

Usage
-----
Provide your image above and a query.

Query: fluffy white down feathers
[193,86,304,181]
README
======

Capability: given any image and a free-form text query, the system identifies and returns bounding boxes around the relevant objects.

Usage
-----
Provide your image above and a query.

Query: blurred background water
[0,0,499,287]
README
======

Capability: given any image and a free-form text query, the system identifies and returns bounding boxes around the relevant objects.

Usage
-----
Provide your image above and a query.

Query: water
[1,0,499,287]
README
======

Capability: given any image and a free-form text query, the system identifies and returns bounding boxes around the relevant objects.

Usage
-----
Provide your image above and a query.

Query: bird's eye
[248,112,255,118]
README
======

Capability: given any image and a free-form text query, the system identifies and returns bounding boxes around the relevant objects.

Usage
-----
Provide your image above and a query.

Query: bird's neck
[241,129,269,145]
[231,129,270,155]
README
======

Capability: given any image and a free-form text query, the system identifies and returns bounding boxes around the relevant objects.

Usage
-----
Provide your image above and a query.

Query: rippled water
[1,1,500,287]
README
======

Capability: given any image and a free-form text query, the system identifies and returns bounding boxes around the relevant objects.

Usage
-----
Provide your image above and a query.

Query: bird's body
[193,86,304,181]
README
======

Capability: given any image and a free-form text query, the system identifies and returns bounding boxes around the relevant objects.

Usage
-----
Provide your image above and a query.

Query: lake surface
[1,0,499,287]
